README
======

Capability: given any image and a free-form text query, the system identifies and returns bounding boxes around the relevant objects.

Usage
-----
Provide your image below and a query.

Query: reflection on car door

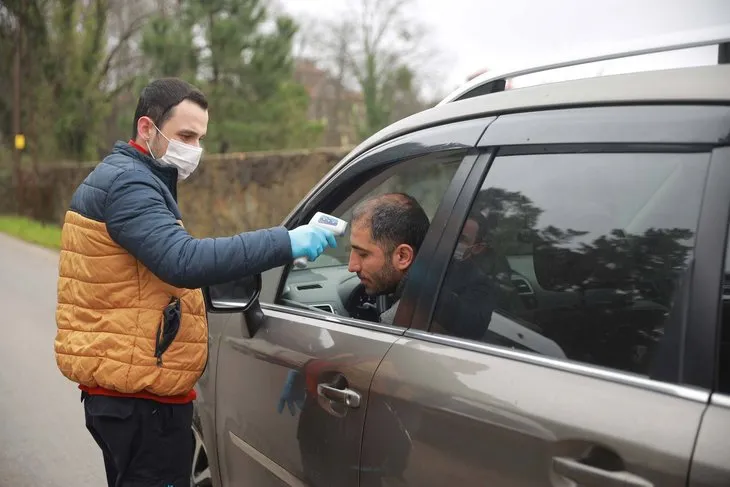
[361,338,706,486]
[214,304,398,486]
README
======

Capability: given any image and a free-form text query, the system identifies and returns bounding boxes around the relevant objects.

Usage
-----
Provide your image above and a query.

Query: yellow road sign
[14,134,25,151]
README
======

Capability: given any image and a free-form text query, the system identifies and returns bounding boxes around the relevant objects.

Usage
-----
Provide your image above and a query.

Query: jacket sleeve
[104,170,293,289]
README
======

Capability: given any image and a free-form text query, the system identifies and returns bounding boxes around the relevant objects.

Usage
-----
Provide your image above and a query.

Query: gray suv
[192,31,730,487]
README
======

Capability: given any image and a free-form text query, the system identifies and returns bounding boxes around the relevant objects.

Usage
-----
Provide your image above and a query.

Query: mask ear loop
[145,139,157,159]
[144,118,167,159]
[139,115,158,159]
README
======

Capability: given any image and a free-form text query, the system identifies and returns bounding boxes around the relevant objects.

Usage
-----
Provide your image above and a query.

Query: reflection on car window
[431,152,710,377]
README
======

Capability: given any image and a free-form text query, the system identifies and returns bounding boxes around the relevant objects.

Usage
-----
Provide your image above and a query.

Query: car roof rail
[438,24,730,105]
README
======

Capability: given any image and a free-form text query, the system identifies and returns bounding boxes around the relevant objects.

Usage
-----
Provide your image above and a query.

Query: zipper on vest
[155,296,182,366]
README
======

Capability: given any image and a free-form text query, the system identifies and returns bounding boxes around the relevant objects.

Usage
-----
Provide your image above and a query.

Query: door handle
[553,457,653,487]
[317,383,361,408]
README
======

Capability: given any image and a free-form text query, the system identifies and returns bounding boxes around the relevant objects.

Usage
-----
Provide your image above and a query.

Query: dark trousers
[82,393,194,487]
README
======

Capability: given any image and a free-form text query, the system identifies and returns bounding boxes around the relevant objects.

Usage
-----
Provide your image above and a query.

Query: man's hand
[288,225,337,261]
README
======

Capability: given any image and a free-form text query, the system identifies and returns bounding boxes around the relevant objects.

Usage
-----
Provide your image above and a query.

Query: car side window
[277,150,464,323]
[430,151,710,378]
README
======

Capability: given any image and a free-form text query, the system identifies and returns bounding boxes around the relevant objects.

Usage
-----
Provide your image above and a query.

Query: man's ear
[392,244,415,271]
[136,116,155,142]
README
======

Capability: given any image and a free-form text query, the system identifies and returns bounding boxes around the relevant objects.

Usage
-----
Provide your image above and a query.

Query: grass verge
[0,215,62,250]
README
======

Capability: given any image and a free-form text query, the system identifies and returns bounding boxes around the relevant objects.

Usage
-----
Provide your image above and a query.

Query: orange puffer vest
[55,213,208,397]
[54,143,208,398]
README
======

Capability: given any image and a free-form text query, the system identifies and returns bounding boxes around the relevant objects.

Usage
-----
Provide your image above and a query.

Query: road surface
[0,233,106,486]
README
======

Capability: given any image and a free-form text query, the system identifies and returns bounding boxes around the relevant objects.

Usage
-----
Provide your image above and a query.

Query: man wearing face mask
[431,211,499,340]
[53,78,336,487]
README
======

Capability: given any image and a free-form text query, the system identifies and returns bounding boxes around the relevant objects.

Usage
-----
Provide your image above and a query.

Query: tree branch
[83,0,109,75]
[104,75,138,102]
[371,0,408,50]
[97,13,147,81]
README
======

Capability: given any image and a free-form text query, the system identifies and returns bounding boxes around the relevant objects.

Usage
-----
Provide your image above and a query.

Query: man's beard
[363,261,400,296]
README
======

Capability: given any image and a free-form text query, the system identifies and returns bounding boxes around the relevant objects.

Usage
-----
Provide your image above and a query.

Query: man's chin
[359,277,396,296]
[362,283,382,296]
[364,284,396,297]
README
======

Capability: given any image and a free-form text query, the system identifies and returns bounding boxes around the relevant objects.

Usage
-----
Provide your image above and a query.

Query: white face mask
[453,242,470,261]
[146,124,202,181]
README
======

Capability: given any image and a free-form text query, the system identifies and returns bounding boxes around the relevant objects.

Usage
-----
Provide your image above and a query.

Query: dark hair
[132,78,208,138]
[352,193,430,254]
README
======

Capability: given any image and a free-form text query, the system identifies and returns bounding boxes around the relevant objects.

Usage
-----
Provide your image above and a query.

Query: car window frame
[404,104,730,392]
[266,117,496,333]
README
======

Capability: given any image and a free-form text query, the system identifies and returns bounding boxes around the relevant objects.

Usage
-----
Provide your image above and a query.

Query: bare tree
[310,0,442,139]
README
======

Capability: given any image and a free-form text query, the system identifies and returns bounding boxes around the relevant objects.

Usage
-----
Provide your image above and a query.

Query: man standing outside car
[54,77,337,487]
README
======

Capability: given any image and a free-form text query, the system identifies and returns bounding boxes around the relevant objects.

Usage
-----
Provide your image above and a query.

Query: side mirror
[203,274,262,312]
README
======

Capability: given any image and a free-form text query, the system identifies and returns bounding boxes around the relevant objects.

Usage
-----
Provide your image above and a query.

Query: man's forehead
[351,221,373,240]
[166,100,208,132]
[352,221,382,248]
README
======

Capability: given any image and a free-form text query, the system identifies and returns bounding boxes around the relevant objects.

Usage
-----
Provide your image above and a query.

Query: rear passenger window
[430,152,710,377]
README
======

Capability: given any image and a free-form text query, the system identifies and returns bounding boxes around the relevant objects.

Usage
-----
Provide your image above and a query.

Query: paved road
[0,233,106,486]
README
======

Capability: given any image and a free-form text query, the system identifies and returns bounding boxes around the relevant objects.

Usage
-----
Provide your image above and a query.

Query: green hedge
[0,216,62,249]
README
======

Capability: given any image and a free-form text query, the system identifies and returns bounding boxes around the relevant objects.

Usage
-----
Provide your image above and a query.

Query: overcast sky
[283,0,729,97]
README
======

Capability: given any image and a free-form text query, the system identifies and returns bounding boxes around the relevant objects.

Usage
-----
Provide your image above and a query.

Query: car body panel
[361,335,707,487]
[689,395,730,487]
[194,312,231,487]
[214,304,400,486]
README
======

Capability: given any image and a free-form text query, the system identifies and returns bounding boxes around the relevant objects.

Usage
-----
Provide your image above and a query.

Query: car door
[359,105,730,486]
[688,146,730,487]
[209,118,493,487]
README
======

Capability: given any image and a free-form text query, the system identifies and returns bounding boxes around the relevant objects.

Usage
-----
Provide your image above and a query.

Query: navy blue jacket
[69,141,292,289]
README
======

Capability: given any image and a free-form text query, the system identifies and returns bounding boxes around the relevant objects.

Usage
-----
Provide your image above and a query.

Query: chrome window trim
[711,393,730,408]
[261,302,407,336]
[310,303,335,313]
[229,432,307,487]
[208,300,249,309]
[405,329,710,403]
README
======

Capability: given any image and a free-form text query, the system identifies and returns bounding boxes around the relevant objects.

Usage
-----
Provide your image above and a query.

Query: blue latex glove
[277,370,305,416]
[288,224,337,261]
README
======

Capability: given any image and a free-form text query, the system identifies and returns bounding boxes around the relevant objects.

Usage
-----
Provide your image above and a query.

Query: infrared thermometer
[293,212,348,268]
